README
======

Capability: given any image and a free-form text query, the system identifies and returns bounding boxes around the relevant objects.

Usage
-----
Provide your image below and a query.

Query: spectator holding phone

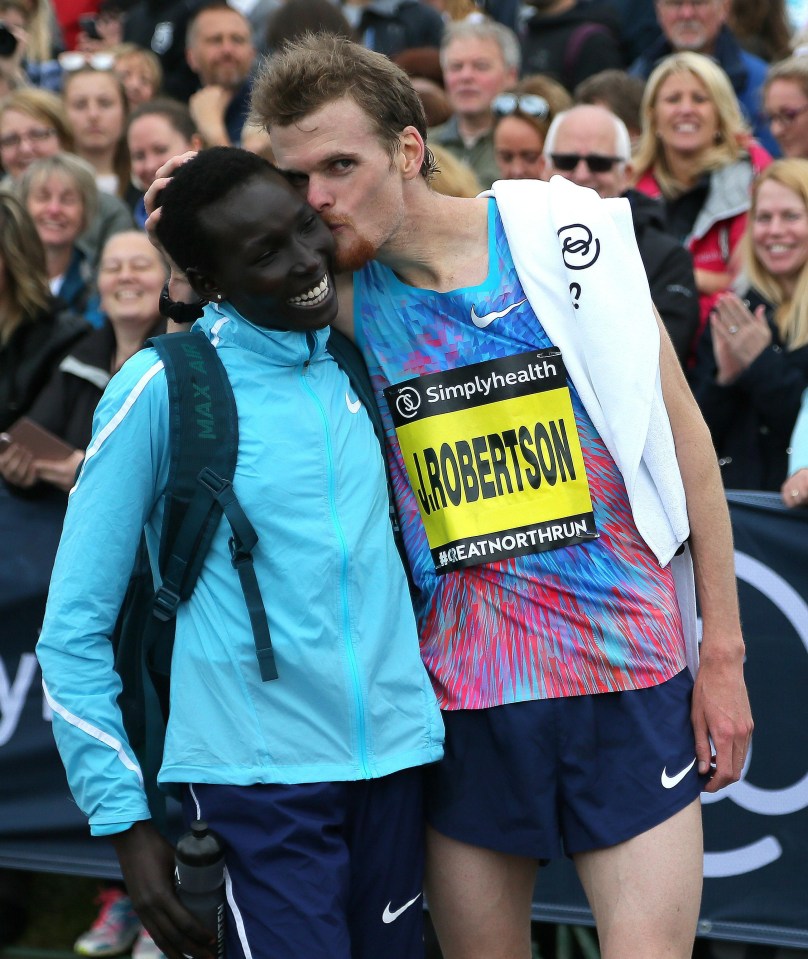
[75,5,123,54]
[0,0,63,92]
[0,0,32,96]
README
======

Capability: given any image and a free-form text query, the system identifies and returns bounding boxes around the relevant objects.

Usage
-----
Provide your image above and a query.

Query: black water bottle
[174,820,226,958]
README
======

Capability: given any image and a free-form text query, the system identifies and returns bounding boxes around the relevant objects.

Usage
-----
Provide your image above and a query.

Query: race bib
[384,349,598,574]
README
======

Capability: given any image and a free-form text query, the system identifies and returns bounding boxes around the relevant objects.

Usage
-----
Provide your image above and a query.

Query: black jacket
[519,1,624,92]
[348,0,444,57]
[691,289,808,491]
[0,302,89,433]
[123,0,205,102]
[626,189,699,365]
[27,318,166,451]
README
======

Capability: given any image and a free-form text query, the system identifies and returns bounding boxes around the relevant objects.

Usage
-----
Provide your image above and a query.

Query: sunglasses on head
[492,93,550,120]
[58,51,116,72]
[550,153,623,173]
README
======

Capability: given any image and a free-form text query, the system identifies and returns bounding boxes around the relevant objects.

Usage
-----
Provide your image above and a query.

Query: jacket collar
[197,300,331,367]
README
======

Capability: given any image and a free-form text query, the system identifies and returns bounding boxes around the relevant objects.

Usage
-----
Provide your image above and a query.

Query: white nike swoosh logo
[382,892,422,924]
[346,393,362,414]
[471,298,526,329]
[661,757,697,789]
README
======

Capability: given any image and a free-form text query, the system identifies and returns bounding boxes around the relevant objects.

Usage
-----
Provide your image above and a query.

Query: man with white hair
[544,104,699,363]
[430,18,519,189]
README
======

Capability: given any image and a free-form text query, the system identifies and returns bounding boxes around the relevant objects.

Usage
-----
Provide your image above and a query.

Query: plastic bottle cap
[191,820,209,838]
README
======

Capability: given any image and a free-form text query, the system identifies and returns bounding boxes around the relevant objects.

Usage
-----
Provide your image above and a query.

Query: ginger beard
[324,214,378,273]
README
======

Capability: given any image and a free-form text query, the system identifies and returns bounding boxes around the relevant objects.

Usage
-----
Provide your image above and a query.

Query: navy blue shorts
[425,668,707,860]
[184,767,425,959]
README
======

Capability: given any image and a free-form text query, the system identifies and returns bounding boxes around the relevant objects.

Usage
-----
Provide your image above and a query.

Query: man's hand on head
[143,151,200,226]
[144,152,200,304]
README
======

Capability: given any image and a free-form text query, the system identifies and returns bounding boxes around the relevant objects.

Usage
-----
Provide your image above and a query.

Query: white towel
[486,176,699,673]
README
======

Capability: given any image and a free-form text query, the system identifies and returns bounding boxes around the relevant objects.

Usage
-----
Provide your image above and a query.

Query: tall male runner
[149,34,752,959]
[243,35,752,959]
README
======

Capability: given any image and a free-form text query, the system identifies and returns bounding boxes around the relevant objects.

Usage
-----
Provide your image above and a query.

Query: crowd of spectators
[2,0,808,955]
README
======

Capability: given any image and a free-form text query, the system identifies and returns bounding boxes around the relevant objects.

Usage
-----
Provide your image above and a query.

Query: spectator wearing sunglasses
[430,18,519,189]
[763,56,808,161]
[491,77,572,180]
[544,104,699,364]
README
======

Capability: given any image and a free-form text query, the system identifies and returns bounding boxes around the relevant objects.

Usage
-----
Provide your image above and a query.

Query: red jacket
[634,141,771,356]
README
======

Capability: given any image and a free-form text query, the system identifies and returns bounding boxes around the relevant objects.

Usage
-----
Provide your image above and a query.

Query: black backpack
[113,327,400,826]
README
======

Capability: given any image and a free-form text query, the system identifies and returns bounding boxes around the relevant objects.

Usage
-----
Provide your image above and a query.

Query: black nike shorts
[184,767,425,959]
[425,668,707,860]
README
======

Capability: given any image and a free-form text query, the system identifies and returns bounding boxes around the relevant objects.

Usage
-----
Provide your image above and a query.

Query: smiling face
[0,107,61,180]
[64,71,126,157]
[193,172,338,332]
[270,96,410,273]
[751,178,808,296]
[764,79,808,160]
[97,231,166,329]
[493,115,545,180]
[25,171,85,252]
[653,69,718,160]
[128,113,197,191]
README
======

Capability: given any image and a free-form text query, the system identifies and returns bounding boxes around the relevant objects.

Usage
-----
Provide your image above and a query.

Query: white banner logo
[702,551,808,877]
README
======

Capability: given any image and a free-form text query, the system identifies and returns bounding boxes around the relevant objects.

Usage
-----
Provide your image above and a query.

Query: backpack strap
[148,330,278,681]
[326,329,411,591]
[116,331,277,827]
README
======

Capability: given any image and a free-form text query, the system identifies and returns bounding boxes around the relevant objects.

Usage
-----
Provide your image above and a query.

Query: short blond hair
[250,33,436,179]
[19,152,99,234]
[0,87,74,156]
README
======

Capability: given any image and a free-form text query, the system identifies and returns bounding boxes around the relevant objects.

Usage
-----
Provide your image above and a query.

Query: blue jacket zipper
[300,334,371,778]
